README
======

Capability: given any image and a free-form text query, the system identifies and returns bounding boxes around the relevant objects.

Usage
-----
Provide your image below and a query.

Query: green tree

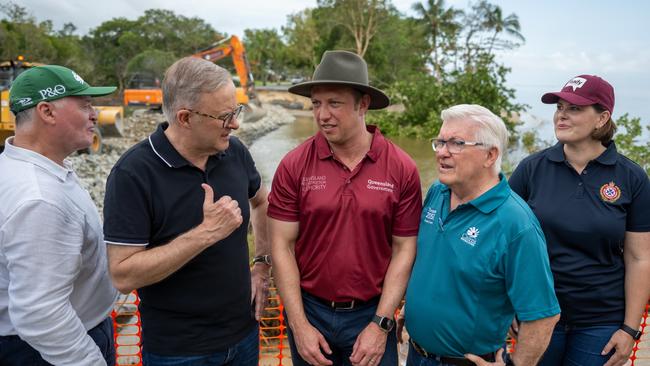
[481,2,525,54]
[411,0,463,79]
[316,0,389,57]
[614,114,650,174]
[243,28,287,84]
[283,8,321,72]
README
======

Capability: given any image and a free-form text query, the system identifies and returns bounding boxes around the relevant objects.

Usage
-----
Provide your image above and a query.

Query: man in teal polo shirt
[402,104,560,366]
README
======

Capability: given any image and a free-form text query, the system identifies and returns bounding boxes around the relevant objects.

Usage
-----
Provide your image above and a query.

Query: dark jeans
[287,292,398,366]
[538,323,618,366]
[0,316,115,366]
[142,324,259,366]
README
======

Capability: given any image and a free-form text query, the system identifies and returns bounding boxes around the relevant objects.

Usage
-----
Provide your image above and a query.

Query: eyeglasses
[431,138,484,154]
[184,104,244,128]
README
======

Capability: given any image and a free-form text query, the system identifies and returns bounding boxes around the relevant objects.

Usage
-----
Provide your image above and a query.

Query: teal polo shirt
[405,174,560,357]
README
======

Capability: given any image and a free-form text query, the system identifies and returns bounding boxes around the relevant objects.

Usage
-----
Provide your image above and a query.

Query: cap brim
[72,86,117,97]
[541,91,596,106]
[289,80,390,110]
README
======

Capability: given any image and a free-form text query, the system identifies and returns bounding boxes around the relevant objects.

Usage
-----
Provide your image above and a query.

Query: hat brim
[72,86,117,97]
[541,91,596,106]
[289,80,390,110]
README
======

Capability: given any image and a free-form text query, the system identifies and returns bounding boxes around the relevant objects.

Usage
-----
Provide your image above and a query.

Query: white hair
[440,104,509,173]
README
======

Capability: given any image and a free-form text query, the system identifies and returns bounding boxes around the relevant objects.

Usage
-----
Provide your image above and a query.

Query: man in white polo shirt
[0,65,118,365]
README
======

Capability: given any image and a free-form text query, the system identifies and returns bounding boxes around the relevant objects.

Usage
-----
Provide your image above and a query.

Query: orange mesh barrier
[112,292,143,366]
[112,292,649,365]
[260,286,291,366]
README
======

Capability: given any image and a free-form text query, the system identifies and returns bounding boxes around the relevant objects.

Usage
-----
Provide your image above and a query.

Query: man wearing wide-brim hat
[268,50,422,366]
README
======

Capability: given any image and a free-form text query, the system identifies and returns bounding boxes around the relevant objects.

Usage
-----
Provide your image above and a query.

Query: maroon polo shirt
[268,125,422,301]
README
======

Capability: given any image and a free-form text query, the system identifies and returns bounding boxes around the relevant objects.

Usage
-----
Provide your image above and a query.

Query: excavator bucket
[96,106,124,137]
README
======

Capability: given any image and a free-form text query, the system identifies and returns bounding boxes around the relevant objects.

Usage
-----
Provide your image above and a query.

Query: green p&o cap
[9,65,117,114]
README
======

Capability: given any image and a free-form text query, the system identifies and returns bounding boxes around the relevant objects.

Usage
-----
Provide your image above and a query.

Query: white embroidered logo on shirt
[460,226,479,246]
[301,175,327,191]
[366,179,394,193]
[424,208,437,225]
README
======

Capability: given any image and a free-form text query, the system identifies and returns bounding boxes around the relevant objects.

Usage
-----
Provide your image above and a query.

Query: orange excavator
[123,35,259,109]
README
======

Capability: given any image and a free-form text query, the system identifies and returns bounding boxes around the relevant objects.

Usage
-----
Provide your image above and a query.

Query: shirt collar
[148,122,227,169]
[468,173,511,214]
[315,124,386,162]
[440,173,510,214]
[546,141,618,165]
[3,137,72,182]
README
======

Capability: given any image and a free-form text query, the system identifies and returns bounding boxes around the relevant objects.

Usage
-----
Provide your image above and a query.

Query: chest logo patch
[423,208,437,225]
[460,226,479,247]
[302,175,327,191]
[366,179,394,193]
[599,181,621,203]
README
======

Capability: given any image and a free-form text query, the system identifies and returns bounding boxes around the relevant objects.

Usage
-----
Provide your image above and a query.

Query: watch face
[373,315,394,332]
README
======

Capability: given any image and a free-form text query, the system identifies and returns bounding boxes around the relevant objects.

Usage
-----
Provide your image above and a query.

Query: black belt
[409,338,496,366]
[305,292,380,310]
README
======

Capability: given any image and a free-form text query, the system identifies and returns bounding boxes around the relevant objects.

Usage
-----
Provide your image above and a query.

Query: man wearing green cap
[0,65,118,365]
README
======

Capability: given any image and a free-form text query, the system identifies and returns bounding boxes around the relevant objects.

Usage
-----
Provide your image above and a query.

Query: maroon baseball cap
[541,75,615,114]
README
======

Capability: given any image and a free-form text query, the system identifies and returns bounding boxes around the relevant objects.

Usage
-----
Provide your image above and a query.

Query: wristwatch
[372,315,395,333]
[251,254,271,266]
[620,324,642,341]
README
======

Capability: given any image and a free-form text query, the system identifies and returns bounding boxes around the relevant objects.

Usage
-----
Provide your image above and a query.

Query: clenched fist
[198,183,243,245]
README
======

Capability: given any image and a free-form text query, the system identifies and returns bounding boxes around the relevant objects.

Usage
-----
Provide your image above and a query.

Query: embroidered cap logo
[565,77,587,92]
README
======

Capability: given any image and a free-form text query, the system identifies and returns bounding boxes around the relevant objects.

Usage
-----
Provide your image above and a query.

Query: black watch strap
[372,315,395,332]
[252,254,271,266]
[620,324,642,341]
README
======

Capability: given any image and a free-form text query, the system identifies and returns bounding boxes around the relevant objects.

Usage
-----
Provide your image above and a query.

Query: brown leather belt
[409,338,496,366]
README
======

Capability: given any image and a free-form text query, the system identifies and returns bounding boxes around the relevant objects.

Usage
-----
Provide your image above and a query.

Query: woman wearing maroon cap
[509,75,650,366]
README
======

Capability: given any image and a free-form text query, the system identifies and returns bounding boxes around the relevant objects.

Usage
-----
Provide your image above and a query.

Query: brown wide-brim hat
[288,50,390,110]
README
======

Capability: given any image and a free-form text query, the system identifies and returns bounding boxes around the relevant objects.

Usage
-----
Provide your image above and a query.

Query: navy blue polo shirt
[103,123,261,355]
[509,141,650,326]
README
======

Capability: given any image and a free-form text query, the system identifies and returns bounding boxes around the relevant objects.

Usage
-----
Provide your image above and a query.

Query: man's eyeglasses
[431,138,484,154]
[184,104,244,128]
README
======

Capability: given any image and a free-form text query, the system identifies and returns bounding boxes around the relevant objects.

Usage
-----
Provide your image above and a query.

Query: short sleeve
[392,166,422,237]
[103,167,151,245]
[241,143,262,199]
[505,226,560,321]
[508,161,529,200]
[267,158,300,222]
[626,172,650,232]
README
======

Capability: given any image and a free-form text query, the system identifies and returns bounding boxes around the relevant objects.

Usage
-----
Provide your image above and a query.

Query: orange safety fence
[112,291,649,366]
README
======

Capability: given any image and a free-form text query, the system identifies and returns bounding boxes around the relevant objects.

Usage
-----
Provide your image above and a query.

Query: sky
[14,0,650,138]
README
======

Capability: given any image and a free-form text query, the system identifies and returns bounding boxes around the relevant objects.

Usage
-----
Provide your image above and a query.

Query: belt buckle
[332,300,355,310]
[410,339,430,358]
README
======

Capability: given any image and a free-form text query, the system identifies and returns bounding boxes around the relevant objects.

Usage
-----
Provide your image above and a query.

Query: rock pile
[67,104,294,214]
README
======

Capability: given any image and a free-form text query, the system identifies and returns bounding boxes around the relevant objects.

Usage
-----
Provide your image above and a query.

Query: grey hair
[14,98,66,127]
[13,107,35,126]
[440,104,509,173]
[162,57,233,123]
